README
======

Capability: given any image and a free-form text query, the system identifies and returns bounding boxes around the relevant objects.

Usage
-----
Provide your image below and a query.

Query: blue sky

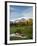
[10,5,33,20]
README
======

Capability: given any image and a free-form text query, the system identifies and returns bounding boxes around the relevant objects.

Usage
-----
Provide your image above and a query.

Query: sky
[10,5,33,20]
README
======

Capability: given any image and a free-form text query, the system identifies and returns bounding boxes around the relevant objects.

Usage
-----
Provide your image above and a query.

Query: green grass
[10,25,33,40]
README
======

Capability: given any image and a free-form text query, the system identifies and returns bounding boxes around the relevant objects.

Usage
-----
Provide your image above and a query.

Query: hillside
[10,18,33,26]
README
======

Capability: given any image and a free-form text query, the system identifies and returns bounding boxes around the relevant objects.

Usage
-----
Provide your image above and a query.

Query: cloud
[10,6,33,20]
[20,8,33,19]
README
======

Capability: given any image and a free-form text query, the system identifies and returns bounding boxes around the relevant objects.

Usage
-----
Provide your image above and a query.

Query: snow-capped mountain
[10,17,32,24]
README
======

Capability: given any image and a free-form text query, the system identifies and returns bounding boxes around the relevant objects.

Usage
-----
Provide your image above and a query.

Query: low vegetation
[10,18,33,40]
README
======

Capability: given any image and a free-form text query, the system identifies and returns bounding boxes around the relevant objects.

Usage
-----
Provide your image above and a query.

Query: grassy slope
[10,25,33,40]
